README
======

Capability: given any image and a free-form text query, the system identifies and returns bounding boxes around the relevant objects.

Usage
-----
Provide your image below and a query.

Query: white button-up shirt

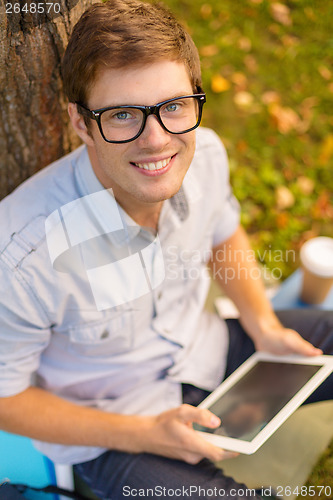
[0,127,240,464]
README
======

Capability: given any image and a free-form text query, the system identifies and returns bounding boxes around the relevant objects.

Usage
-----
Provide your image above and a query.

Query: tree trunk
[0,0,97,200]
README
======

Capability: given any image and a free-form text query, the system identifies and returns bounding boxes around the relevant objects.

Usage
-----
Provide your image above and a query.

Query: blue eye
[115,111,131,120]
[165,103,180,112]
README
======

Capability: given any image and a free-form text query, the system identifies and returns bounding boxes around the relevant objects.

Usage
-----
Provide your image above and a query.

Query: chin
[141,184,182,204]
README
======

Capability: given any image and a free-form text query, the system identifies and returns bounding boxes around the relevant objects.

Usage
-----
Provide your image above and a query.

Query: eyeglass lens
[100,96,200,142]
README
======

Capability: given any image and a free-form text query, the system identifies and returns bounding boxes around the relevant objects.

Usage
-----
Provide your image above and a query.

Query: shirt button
[101,330,109,339]
[158,292,162,300]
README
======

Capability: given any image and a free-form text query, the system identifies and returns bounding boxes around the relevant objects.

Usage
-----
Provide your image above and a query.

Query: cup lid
[300,237,333,277]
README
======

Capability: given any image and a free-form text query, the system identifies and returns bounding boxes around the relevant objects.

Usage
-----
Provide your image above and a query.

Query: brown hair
[62,0,202,106]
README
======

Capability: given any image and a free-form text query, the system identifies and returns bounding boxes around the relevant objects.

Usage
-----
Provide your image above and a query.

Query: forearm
[210,225,282,339]
[210,226,321,356]
[0,386,235,464]
[0,386,150,453]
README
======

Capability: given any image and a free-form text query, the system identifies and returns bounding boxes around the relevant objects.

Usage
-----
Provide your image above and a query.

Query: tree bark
[0,0,98,200]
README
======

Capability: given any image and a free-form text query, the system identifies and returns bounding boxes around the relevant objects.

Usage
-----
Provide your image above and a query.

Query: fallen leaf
[276,186,295,210]
[318,65,332,80]
[312,191,333,218]
[296,176,315,195]
[218,11,230,22]
[243,54,258,73]
[231,72,248,89]
[209,19,222,31]
[200,44,219,57]
[233,91,254,109]
[282,166,294,181]
[269,24,281,35]
[268,103,304,134]
[300,96,319,112]
[270,2,292,26]
[276,212,289,229]
[281,35,299,47]
[261,90,280,105]
[211,75,231,93]
[200,4,212,19]
[319,134,333,165]
[238,36,252,52]
[296,96,318,132]
[236,139,248,153]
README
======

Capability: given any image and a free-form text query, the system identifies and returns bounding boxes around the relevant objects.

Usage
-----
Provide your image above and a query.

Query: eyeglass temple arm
[75,102,96,119]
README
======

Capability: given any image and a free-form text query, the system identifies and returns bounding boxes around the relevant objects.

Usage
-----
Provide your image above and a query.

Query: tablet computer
[194,352,333,455]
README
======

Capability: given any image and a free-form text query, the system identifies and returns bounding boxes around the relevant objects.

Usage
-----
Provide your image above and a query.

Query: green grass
[161,0,333,492]
[163,0,333,279]
[299,438,333,499]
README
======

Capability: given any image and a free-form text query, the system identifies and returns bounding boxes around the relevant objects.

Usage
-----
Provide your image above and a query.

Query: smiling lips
[134,156,173,171]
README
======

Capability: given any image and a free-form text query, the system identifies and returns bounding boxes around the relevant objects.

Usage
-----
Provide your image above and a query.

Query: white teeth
[135,156,172,171]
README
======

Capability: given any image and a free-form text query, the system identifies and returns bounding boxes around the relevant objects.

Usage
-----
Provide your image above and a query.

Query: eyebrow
[99,91,195,109]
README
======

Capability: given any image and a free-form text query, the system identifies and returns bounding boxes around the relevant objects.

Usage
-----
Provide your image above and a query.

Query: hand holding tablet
[194,352,333,454]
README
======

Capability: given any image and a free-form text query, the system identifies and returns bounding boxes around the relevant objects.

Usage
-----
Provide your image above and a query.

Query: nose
[136,114,171,149]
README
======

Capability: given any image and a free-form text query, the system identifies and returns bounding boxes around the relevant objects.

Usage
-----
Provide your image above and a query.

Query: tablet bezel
[195,352,333,455]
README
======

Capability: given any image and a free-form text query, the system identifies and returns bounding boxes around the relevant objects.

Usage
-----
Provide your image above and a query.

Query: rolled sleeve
[211,135,240,246]
[0,261,51,397]
[195,128,240,247]
[212,187,240,247]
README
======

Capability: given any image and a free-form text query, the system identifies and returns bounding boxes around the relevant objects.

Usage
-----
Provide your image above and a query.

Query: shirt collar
[72,144,203,238]
[159,155,203,231]
[73,146,141,247]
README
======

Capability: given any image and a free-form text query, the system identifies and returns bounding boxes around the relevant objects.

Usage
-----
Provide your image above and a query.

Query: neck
[118,198,163,232]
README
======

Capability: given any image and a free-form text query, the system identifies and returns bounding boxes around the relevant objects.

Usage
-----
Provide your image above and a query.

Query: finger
[220,450,240,461]
[182,448,239,465]
[286,330,323,356]
[191,439,226,463]
[171,406,239,463]
[298,342,322,356]
[189,432,238,463]
[177,404,221,428]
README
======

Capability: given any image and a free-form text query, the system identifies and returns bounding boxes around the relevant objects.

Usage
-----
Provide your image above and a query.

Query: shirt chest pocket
[68,311,133,358]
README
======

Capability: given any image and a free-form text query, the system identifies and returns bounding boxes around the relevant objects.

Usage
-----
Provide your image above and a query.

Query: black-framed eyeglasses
[76,93,206,144]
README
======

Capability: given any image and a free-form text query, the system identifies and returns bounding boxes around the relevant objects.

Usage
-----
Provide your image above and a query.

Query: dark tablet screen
[195,361,321,442]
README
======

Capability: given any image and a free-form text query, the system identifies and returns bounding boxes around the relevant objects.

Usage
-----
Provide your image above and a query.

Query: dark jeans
[74,309,333,500]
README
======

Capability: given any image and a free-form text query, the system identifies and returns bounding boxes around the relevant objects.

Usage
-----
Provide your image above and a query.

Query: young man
[0,1,332,498]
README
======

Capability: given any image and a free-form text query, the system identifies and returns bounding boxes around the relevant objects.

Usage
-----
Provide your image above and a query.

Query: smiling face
[69,60,197,226]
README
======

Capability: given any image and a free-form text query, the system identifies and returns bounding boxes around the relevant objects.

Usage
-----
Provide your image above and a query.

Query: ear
[68,103,95,146]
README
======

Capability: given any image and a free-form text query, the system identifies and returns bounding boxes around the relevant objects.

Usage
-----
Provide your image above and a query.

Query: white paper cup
[300,237,333,304]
